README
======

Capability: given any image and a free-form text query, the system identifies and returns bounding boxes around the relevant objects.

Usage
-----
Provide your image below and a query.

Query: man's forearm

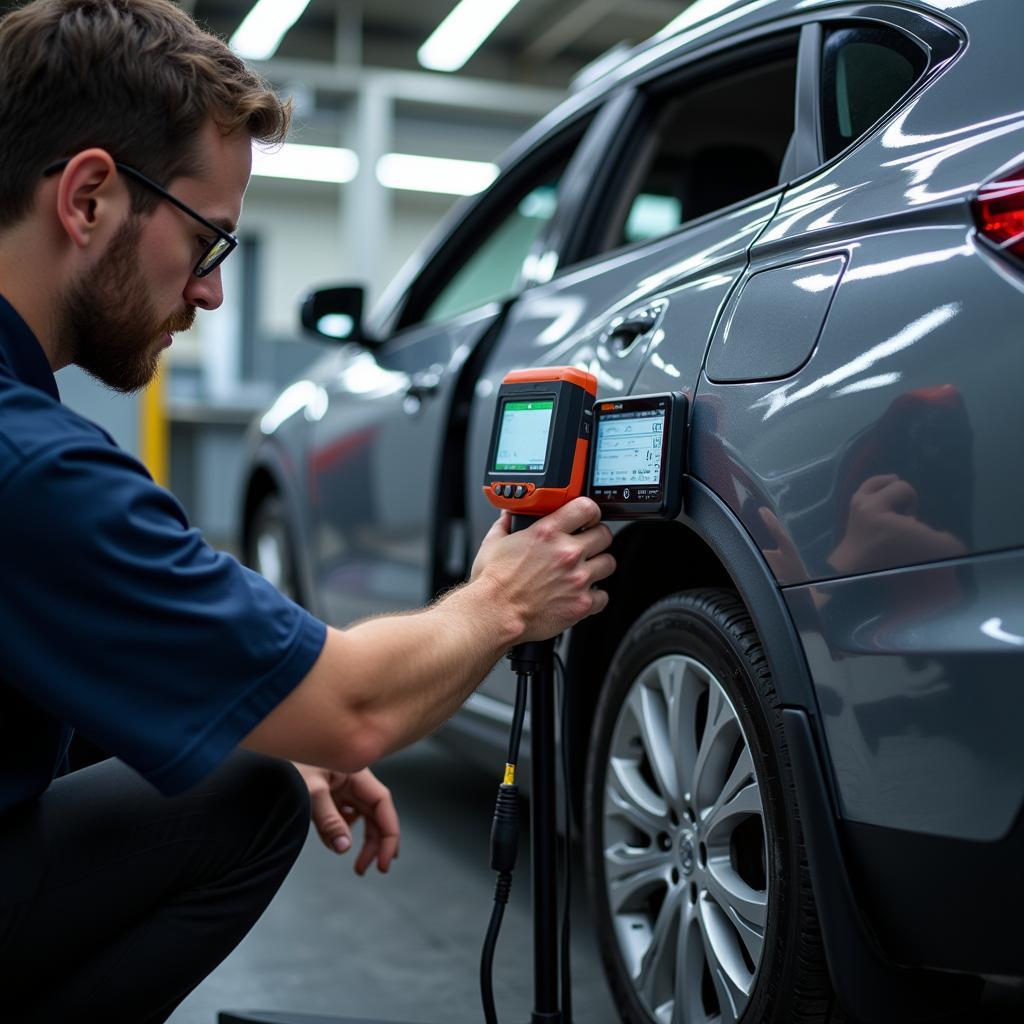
[327,572,523,760]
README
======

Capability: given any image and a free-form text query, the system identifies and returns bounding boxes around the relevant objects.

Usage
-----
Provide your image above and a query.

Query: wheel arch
[565,476,829,803]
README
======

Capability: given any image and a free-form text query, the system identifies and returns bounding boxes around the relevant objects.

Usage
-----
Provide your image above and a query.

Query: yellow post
[139,362,169,487]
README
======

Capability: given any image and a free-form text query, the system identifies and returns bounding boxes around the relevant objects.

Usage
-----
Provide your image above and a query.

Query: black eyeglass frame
[43,158,238,278]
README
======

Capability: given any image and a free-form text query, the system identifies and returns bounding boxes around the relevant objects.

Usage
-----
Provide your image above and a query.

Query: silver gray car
[241,1,1024,1020]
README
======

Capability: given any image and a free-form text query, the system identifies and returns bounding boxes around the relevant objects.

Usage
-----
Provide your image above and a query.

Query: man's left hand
[293,762,400,875]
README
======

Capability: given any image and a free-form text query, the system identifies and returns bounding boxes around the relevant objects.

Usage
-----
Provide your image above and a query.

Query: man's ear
[53,149,127,250]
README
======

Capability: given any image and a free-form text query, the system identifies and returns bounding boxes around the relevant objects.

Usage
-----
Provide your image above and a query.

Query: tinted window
[423,180,560,324]
[602,48,798,251]
[821,25,926,160]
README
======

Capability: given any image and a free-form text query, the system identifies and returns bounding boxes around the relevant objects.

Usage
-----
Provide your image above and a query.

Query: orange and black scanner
[483,366,597,517]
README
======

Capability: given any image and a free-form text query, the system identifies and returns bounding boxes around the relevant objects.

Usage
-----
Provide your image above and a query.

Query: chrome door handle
[601,300,667,357]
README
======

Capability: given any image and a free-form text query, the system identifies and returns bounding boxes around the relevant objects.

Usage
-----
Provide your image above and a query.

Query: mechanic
[0,2,615,1021]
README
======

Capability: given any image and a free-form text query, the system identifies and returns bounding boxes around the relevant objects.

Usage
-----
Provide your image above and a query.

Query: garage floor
[166,737,1024,1024]
[168,738,619,1024]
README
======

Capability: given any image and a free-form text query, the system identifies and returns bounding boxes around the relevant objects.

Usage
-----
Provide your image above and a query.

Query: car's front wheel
[246,493,302,604]
[583,589,843,1024]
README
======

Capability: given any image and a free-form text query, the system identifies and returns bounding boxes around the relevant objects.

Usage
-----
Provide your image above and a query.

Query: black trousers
[0,750,310,1023]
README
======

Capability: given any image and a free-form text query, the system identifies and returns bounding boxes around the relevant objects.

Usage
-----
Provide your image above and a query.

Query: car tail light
[973,166,1024,261]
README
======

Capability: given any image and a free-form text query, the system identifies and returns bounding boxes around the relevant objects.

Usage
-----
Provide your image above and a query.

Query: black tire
[246,494,303,605]
[583,588,844,1024]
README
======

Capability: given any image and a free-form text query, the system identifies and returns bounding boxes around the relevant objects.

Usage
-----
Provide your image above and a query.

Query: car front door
[307,118,595,627]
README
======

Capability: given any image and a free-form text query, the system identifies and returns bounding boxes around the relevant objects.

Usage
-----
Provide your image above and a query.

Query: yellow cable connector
[503,763,516,785]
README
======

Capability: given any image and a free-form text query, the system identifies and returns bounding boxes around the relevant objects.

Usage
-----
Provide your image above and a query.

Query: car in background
[240,1,1024,1021]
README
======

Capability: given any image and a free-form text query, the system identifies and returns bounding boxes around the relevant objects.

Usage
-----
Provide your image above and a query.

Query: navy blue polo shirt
[0,295,327,814]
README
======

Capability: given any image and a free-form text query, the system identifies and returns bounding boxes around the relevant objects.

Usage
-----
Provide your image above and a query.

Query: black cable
[480,671,531,1024]
[507,671,529,766]
[481,873,511,1024]
[555,652,573,1024]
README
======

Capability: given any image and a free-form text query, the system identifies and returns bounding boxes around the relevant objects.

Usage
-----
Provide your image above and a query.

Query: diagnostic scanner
[483,367,597,516]
[587,392,686,519]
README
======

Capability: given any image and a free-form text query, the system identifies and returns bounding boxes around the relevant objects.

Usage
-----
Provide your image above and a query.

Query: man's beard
[62,216,196,394]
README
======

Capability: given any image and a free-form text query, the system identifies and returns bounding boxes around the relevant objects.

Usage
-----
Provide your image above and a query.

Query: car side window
[600,43,798,252]
[413,132,583,327]
[820,25,926,161]
[422,179,560,325]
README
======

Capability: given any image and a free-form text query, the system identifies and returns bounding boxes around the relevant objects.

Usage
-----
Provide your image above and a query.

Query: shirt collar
[0,293,60,401]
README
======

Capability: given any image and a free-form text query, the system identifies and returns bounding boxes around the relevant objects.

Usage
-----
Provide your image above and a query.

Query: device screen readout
[592,409,665,486]
[494,399,554,472]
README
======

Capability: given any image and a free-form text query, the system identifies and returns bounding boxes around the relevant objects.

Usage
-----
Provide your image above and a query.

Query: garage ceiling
[189,0,693,88]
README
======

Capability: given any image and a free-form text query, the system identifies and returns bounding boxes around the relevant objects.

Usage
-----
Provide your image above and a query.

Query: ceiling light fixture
[230,0,313,60]
[377,153,498,195]
[660,0,747,37]
[251,144,359,184]
[418,0,522,73]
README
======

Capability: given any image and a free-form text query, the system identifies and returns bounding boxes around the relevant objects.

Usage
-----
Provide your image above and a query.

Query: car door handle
[602,300,667,357]
[402,370,442,416]
[406,371,442,400]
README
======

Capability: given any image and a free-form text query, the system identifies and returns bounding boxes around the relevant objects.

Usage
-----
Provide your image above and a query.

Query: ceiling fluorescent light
[660,0,746,37]
[230,0,312,60]
[377,154,498,196]
[252,144,359,184]
[418,0,521,73]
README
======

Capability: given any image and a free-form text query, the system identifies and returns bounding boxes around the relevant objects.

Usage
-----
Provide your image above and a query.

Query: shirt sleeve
[0,438,327,794]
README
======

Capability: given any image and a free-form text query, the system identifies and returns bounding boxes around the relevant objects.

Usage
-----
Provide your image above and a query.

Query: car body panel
[785,547,1024,840]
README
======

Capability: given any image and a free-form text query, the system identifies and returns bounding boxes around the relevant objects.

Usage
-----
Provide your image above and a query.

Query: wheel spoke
[704,859,767,964]
[697,896,752,1024]
[628,681,678,804]
[607,757,667,837]
[607,860,669,914]
[692,684,740,812]
[671,900,708,1024]
[666,660,703,809]
[635,884,684,1005]
[702,769,762,846]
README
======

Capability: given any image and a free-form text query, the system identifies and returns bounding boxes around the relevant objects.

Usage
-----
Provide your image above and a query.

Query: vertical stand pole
[508,514,562,1024]
[529,651,561,1024]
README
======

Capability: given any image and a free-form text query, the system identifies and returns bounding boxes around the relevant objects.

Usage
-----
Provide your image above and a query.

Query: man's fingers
[545,496,601,535]
[587,587,610,617]
[577,523,613,560]
[483,510,511,542]
[355,835,381,876]
[585,552,616,584]
[309,786,353,855]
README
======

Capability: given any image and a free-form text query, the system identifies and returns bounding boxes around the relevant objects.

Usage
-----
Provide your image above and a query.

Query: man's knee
[205,751,310,870]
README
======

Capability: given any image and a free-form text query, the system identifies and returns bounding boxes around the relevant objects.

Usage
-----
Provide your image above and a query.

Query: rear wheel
[583,589,843,1024]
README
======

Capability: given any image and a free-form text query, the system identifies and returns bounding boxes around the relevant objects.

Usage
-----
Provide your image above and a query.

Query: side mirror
[300,285,369,344]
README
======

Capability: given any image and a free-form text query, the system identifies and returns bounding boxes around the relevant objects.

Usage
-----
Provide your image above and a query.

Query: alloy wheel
[602,654,768,1024]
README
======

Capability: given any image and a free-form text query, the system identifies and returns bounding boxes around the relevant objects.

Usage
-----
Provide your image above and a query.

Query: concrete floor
[168,738,619,1024]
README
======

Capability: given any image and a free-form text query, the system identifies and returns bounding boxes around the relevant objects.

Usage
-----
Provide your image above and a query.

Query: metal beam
[252,57,565,117]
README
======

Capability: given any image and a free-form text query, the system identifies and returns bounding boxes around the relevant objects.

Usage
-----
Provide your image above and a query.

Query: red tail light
[973,167,1024,261]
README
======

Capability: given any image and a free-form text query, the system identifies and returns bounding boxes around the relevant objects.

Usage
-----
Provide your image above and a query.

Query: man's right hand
[470,496,615,642]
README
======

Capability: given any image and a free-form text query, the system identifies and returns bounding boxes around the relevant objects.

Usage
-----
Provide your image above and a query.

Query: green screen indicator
[494,399,555,472]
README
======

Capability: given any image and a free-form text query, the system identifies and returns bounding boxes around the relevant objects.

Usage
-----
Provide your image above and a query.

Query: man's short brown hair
[0,0,291,228]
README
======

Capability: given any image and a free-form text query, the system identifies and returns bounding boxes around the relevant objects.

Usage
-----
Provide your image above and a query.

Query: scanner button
[501,485,513,498]
[514,485,526,498]
[493,483,502,494]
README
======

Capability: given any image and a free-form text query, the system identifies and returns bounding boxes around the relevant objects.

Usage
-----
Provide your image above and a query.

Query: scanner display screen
[591,408,665,487]
[494,399,554,473]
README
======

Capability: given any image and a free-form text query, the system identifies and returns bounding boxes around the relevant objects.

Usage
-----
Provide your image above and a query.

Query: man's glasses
[43,159,238,278]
